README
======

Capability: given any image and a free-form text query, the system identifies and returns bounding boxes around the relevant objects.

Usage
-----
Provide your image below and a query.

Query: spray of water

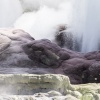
[82,0,100,52]
[15,0,73,41]
[0,0,100,52]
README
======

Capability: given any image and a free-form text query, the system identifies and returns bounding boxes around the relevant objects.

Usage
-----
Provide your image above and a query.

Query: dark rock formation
[22,38,100,84]
[61,58,93,84]
[55,25,73,49]
[86,62,100,83]
[0,29,100,84]
[22,39,70,68]
[84,51,100,61]
[55,25,82,51]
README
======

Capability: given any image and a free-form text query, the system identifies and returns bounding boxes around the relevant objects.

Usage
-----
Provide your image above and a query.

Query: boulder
[61,58,92,84]
[22,39,70,68]
[87,62,100,83]
[0,29,34,67]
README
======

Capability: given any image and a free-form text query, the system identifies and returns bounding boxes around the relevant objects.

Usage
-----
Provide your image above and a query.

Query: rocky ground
[0,29,100,100]
[0,29,100,84]
[0,74,99,100]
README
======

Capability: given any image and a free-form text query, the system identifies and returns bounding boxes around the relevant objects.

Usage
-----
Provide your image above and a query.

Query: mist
[0,0,100,52]
[15,0,73,41]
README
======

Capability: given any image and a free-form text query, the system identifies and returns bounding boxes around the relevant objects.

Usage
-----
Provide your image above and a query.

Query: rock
[87,62,100,83]
[33,93,49,97]
[84,51,100,61]
[0,29,34,67]
[0,74,99,100]
[55,31,67,47]
[93,94,100,100]
[22,38,89,84]
[0,74,71,95]
[82,93,94,100]
[70,91,82,99]
[52,95,79,100]
[55,25,82,51]
[55,25,73,49]
[48,91,62,96]
[58,50,70,60]
[0,34,11,52]
[61,58,93,84]
[22,39,70,68]
[0,29,100,84]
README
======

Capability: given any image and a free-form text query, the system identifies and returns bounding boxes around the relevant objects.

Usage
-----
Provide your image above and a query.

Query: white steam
[15,0,73,40]
[0,0,100,52]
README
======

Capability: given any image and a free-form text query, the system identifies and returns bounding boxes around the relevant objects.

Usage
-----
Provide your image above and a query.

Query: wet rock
[55,25,82,51]
[55,25,73,49]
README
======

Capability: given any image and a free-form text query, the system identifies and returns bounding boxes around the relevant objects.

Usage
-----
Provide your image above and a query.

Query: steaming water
[15,0,72,41]
[0,0,100,52]
[81,0,100,52]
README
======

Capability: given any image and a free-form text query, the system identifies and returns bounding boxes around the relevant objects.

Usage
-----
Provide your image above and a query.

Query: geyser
[0,0,100,52]
[81,0,100,52]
